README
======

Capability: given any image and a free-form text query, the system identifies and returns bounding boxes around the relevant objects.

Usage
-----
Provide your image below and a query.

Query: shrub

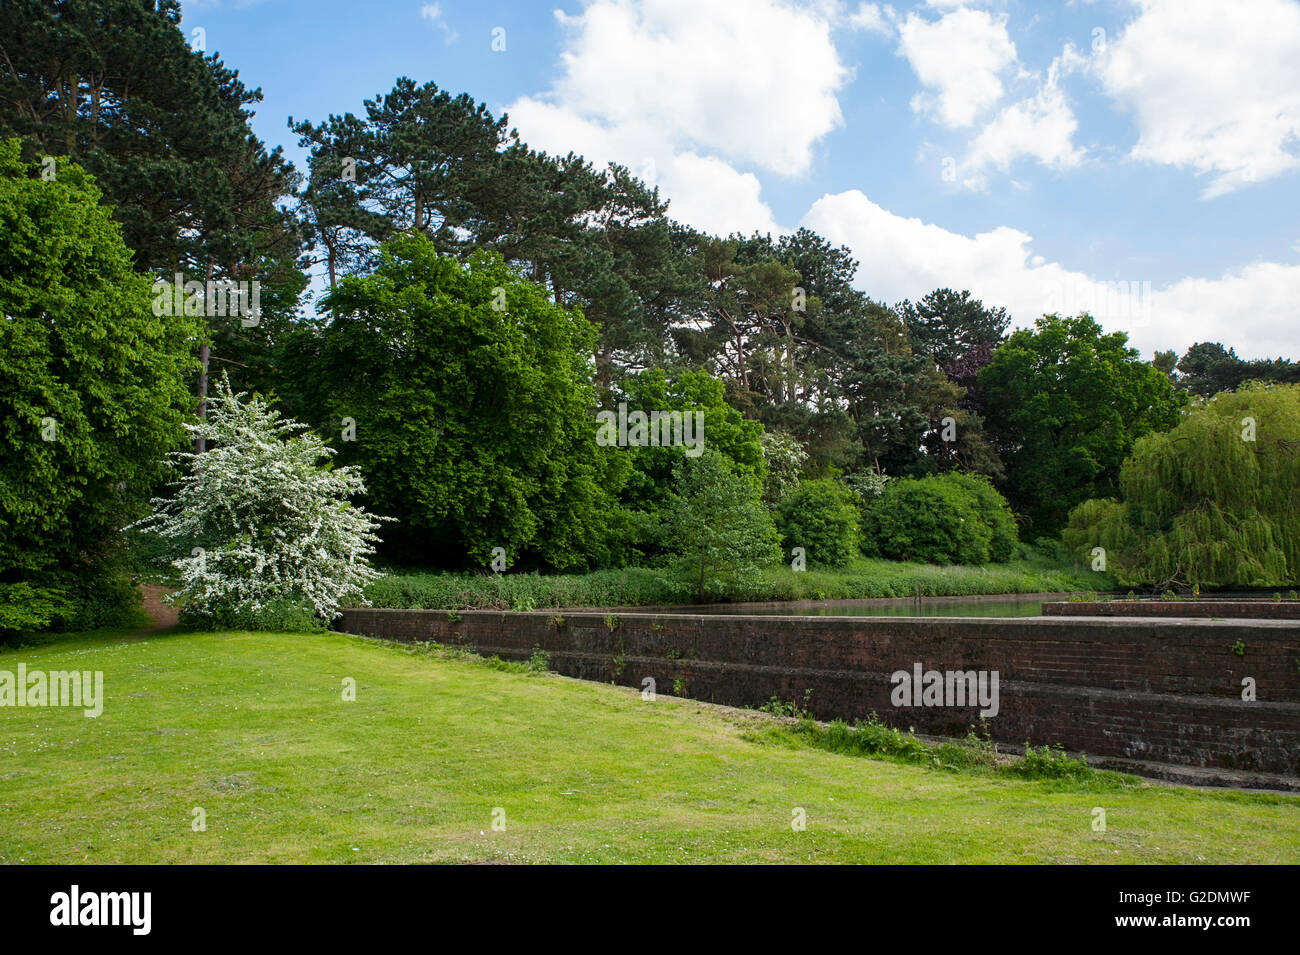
[943,473,1019,562]
[776,479,861,568]
[661,450,782,601]
[861,473,1017,565]
[132,375,388,630]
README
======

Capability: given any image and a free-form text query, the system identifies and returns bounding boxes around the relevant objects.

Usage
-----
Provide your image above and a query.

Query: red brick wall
[338,609,1300,776]
[1043,600,1300,618]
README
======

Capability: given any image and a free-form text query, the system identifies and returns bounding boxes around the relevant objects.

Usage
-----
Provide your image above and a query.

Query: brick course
[338,608,1300,776]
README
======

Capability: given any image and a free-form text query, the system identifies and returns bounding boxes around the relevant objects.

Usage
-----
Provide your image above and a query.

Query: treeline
[2,2,1296,629]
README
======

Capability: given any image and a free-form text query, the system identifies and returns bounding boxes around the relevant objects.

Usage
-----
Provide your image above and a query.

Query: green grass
[364,553,1113,611]
[2,628,1296,864]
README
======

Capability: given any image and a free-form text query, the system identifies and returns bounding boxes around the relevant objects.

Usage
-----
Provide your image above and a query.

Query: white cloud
[506,97,782,237]
[507,0,853,236]
[802,189,1300,358]
[1096,0,1300,197]
[848,2,896,34]
[420,3,457,44]
[897,7,1017,128]
[539,0,849,176]
[961,50,1085,186]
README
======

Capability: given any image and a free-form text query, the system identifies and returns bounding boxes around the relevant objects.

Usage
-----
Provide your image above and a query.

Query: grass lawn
[1,628,1296,864]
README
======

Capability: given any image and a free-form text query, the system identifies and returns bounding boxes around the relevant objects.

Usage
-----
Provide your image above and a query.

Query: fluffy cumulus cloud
[960,49,1086,186]
[506,95,782,237]
[897,7,1017,128]
[1096,0,1300,197]
[847,2,895,34]
[803,189,1300,359]
[507,0,852,235]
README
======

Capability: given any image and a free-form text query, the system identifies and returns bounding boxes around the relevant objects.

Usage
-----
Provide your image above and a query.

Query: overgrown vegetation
[754,715,1131,789]
[362,548,1111,610]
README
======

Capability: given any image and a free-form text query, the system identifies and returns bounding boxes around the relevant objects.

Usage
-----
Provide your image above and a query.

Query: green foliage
[1064,383,1300,587]
[1175,342,1300,398]
[0,141,197,636]
[311,234,621,571]
[759,429,808,504]
[861,473,1018,565]
[0,1,300,275]
[614,367,766,508]
[776,479,861,568]
[1007,743,1092,781]
[363,567,693,611]
[366,549,1110,610]
[660,451,782,601]
[896,288,1010,368]
[981,314,1185,536]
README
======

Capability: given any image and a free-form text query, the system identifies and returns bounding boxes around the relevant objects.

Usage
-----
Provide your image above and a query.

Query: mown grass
[363,554,1113,611]
[1,629,1295,864]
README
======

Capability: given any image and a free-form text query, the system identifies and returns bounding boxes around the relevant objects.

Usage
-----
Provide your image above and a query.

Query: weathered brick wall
[1043,600,1300,618]
[338,608,1300,775]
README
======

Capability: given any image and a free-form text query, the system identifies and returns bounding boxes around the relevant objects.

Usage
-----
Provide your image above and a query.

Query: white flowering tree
[133,375,388,627]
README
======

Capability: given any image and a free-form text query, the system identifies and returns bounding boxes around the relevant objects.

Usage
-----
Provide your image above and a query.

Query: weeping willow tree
[1064,382,1300,588]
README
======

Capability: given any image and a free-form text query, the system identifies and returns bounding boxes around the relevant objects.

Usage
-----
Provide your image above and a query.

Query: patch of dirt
[139,583,179,633]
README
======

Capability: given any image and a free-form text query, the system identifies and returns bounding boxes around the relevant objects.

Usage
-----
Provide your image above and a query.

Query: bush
[776,479,861,568]
[132,375,387,628]
[861,473,1017,565]
[943,473,1018,562]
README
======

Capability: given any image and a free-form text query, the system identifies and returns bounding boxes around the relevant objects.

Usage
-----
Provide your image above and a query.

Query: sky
[179,0,1300,360]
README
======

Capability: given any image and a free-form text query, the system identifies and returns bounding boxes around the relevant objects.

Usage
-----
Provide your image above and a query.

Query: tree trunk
[195,260,215,453]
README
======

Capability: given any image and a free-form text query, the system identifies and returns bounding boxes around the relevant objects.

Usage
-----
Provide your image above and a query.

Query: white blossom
[132,375,389,626]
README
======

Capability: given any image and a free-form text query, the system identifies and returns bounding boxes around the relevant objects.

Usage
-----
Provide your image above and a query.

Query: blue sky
[180,0,1300,359]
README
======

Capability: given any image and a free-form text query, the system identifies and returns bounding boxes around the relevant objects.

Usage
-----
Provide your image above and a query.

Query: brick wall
[338,608,1300,776]
[1043,600,1300,619]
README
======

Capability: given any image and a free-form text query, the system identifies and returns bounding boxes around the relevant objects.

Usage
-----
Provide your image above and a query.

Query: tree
[1064,383,1300,589]
[1,0,305,444]
[293,79,686,382]
[661,451,781,601]
[614,367,766,512]
[0,0,300,274]
[0,141,196,633]
[897,288,1010,369]
[980,314,1185,536]
[1152,349,1178,379]
[303,234,621,571]
[1174,342,1300,397]
[132,376,387,627]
